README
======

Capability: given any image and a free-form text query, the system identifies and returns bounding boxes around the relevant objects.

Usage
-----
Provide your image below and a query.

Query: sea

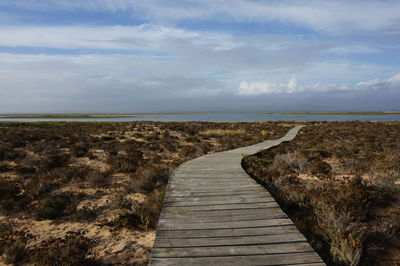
[1,112,400,122]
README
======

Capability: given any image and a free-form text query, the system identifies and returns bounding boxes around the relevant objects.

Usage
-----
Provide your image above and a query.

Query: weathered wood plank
[151,242,314,257]
[157,218,293,230]
[168,187,267,193]
[161,202,279,212]
[164,196,275,206]
[167,191,268,197]
[156,225,300,239]
[159,212,287,222]
[165,193,272,201]
[168,185,258,190]
[150,252,322,266]
[153,233,307,248]
[159,207,284,218]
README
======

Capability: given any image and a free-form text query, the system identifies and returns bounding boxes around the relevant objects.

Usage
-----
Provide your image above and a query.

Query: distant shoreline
[0,115,146,119]
[0,112,216,119]
[257,112,400,115]
[0,112,400,122]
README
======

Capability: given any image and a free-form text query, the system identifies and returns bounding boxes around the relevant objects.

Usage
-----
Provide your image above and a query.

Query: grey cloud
[0,51,399,113]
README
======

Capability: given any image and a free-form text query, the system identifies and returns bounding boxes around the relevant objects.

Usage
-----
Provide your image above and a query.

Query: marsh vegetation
[243,121,400,265]
[0,121,289,265]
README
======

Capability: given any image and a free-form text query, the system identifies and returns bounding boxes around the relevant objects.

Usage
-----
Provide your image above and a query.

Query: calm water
[1,112,400,122]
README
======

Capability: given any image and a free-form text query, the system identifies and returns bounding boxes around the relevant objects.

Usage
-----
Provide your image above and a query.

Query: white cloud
[0,24,236,52]
[356,73,400,90]
[388,73,400,84]
[238,78,303,95]
[0,24,341,83]
[238,73,400,95]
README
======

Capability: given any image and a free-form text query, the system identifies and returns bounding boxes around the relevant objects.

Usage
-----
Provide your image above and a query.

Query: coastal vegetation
[243,121,400,265]
[0,121,289,265]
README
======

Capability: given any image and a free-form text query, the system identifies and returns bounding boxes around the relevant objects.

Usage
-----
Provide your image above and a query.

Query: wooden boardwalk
[149,126,325,266]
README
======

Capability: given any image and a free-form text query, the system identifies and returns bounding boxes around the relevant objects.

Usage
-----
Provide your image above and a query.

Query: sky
[0,0,399,113]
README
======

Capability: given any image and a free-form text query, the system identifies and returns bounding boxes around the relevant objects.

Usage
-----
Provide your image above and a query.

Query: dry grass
[199,128,246,136]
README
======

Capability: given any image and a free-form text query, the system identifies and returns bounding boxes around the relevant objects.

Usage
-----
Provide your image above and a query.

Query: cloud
[0,24,339,84]
[0,24,236,52]
[238,73,400,95]
[238,78,302,95]
[0,50,399,113]
[2,0,400,36]
[0,1,399,113]
[355,73,400,90]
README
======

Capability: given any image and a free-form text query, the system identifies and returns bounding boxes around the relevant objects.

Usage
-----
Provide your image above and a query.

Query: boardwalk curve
[149,126,325,265]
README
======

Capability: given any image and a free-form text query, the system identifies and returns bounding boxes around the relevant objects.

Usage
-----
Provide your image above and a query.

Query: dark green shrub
[61,166,91,183]
[307,159,332,176]
[34,192,78,220]
[185,136,200,143]
[125,145,144,161]
[14,164,36,174]
[2,239,26,264]
[0,145,25,161]
[87,152,97,159]
[27,179,60,199]
[0,162,13,172]
[0,222,31,264]
[108,156,139,173]
[180,146,197,158]
[110,189,164,230]
[71,143,89,157]
[101,135,115,141]
[129,167,170,193]
[86,171,109,187]
[69,207,97,222]
[0,180,25,214]
[29,231,98,266]
[37,152,70,171]
[110,210,143,228]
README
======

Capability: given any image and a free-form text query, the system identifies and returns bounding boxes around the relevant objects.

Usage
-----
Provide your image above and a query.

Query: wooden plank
[172,174,250,177]
[166,193,271,200]
[168,187,267,193]
[170,179,253,184]
[153,233,307,248]
[150,242,314,258]
[164,199,276,207]
[156,225,300,239]
[159,213,287,223]
[168,185,258,190]
[150,252,322,266]
[157,218,293,230]
[168,184,257,190]
[164,194,274,204]
[161,202,279,212]
[167,191,269,197]
[159,207,283,218]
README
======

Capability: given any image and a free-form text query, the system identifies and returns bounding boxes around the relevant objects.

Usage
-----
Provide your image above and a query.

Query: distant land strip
[0,115,144,119]
[0,112,217,119]
[257,112,400,115]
